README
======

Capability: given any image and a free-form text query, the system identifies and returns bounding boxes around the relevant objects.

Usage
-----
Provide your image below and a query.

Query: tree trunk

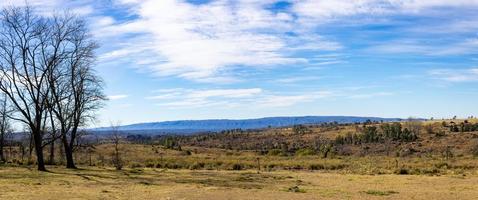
[33,132,46,171]
[48,113,56,165]
[0,132,4,162]
[29,135,33,163]
[62,136,76,169]
[48,141,55,165]
[20,144,25,163]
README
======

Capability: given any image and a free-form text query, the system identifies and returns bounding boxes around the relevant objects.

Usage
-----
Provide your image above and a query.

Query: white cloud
[149,88,337,108]
[429,68,478,82]
[369,37,478,56]
[188,88,263,99]
[347,92,394,99]
[256,91,334,107]
[275,76,323,84]
[292,0,387,20]
[108,94,129,100]
[98,0,343,81]
[6,0,478,82]
[147,88,262,101]
[97,0,478,81]
[146,86,397,109]
[152,88,262,108]
[392,0,478,11]
[0,0,95,16]
[293,0,478,20]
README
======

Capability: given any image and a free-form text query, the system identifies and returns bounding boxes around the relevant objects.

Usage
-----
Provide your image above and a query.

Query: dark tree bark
[0,94,10,162]
[48,137,55,165]
[0,131,4,162]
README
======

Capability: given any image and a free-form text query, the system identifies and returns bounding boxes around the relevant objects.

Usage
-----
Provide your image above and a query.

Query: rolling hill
[92,116,402,135]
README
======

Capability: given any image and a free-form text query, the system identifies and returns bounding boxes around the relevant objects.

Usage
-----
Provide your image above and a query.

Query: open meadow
[1,120,478,199]
[1,166,478,200]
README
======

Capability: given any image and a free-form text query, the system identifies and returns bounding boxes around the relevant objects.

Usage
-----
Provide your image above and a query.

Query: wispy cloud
[275,76,323,84]
[256,91,334,107]
[347,92,394,99]
[148,87,330,108]
[108,94,129,100]
[96,0,345,81]
[0,0,95,16]
[370,38,478,56]
[148,87,395,109]
[429,68,478,82]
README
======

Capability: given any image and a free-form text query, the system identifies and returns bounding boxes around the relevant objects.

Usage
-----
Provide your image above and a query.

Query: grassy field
[2,121,478,199]
[1,166,477,200]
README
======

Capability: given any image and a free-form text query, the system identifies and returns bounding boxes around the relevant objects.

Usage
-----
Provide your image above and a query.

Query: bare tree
[46,13,105,169]
[0,5,104,170]
[405,117,422,136]
[0,94,12,162]
[0,6,54,171]
[110,123,123,170]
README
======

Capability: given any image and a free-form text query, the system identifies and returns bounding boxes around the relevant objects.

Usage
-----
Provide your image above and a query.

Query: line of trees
[334,122,419,145]
[0,6,105,171]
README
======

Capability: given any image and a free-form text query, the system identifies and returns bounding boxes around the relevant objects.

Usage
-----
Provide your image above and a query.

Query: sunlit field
[1,166,478,200]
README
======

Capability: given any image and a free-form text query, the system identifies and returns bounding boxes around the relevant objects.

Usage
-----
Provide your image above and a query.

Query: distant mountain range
[92,116,403,135]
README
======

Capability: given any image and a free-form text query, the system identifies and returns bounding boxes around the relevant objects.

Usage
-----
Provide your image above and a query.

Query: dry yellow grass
[1,166,478,200]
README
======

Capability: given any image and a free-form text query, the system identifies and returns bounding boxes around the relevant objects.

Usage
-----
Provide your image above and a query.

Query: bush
[130,162,143,168]
[267,149,282,156]
[295,148,316,156]
[471,142,478,157]
[231,163,243,170]
[145,161,155,168]
[435,162,450,169]
[189,162,205,170]
[395,168,409,175]
[308,164,325,170]
[435,131,446,137]
[287,186,306,193]
[266,164,277,171]
[164,163,181,169]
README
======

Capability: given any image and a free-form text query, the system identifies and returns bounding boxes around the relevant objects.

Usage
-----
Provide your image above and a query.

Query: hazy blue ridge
[91,116,403,135]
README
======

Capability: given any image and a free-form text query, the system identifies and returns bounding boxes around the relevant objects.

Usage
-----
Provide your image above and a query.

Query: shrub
[266,164,277,171]
[231,163,243,170]
[435,131,446,137]
[130,162,143,168]
[471,142,478,157]
[395,168,409,175]
[287,186,306,193]
[308,164,325,170]
[165,163,181,169]
[145,161,155,168]
[189,162,205,170]
[267,149,282,156]
[435,162,450,169]
[295,148,316,156]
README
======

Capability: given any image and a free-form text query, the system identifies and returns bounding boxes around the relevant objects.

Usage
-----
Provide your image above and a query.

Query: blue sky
[3,0,478,126]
